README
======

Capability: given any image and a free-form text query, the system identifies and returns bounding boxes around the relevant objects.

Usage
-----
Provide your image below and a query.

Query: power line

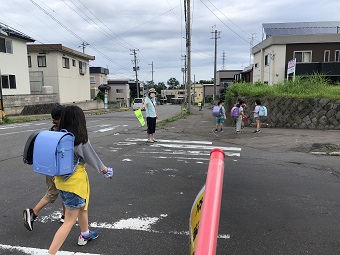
[206,0,251,37]
[28,0,132,72]
[200,0,250,45]
[71,0,135,50]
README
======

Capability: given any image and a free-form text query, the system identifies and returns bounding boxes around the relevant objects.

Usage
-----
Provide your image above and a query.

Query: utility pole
[131,49,140,98]
[221,50,226,70]
[211,27,221,102]
[79,42,89,53]
[249,33,256,65]
[186,0,191,112]
[149,61,154,84]
[181,54,187,91]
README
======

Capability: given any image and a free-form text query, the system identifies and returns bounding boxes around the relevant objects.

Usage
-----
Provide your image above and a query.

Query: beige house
[89,67,109,99]
[192,83,203,103]
[107,79,130,107]
[27,44,95,104]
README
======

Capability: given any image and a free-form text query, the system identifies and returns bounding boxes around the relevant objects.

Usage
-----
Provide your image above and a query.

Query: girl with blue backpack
[45,106,113,255]
[253,99,262,133]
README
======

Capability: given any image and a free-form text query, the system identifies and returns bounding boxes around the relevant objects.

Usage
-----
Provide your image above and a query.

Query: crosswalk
[0,137,239,254]
[117,138,241,163]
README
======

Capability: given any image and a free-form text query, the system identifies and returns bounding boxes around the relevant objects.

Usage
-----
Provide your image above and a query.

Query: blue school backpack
[230,106,240,118]
[212,106,223,117]
[258,106,268,117]
[32,130,75,177]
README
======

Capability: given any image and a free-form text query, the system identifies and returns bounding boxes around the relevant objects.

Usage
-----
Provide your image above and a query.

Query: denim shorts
[58,190,85,210]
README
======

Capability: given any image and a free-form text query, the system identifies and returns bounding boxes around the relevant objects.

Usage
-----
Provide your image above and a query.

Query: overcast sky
[0,0,339,84]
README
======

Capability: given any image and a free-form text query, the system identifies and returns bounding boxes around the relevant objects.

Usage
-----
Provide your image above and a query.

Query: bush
[226,73,340,101]
[94,91,104,102]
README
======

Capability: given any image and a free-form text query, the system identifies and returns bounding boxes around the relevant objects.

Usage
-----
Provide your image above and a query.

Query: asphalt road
[1,105,340,255]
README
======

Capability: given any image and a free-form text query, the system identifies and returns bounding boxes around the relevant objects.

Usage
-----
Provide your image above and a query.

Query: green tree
[167,77,179,89]
[199,79,214,84]
[155,82,166,94]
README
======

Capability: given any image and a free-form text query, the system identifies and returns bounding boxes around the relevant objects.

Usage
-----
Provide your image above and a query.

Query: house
[161,88,186,104]
[252,21,340,84]
[107,79,131,107]
[90,67,109,99]
[0,23,35,98]
[192,83,203,103]
[234,65,253,83]
[216,70,242,86]
[27,44,95,104]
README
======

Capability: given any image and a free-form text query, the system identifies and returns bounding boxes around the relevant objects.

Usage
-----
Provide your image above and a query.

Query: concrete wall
[3,94,103,115]
[229,97,340,130]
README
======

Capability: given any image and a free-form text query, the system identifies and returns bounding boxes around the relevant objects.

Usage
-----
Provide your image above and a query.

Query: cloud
[0,0,339,84]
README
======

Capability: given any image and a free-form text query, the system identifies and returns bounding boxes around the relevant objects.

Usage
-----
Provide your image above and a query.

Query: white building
[0,23,35,97]
[27,44,95,104]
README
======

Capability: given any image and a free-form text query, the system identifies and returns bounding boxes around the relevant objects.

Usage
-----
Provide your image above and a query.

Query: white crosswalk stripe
[115,138,241,163]
[0,244,100,255]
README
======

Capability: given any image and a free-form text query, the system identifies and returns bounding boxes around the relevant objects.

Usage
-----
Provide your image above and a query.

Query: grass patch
[0,116,50,125]
[226,74,340,102]
[158,107,190,127]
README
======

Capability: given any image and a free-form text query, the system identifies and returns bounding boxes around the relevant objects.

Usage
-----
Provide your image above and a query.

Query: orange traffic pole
[195,148,225,255]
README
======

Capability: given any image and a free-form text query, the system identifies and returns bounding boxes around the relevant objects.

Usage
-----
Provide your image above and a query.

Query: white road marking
[93,125,120,133]
[151,143,241,151]
[126,138,212,145]
[0,129,40,136]
[35,211,230,239]
[0,244,100,255]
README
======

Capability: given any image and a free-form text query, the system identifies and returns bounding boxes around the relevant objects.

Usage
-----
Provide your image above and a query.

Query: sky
[0,0,339,85]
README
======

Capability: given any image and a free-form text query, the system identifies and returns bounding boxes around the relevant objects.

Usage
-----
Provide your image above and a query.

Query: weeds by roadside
[226,73,340,104]
[158,107,190,127]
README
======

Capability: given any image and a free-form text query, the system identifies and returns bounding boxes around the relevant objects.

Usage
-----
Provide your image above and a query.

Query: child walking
[215,100,226,132]
[236,100,246,133]
[45,106,113,255]
[253,99,262,133]
[23,105,65,231]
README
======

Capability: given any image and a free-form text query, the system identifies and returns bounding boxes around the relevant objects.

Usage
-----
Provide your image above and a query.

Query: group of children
[214,99,263,133]
[23,105,113,255]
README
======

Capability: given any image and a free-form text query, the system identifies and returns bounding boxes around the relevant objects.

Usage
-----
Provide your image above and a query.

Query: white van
[132,98,144,111]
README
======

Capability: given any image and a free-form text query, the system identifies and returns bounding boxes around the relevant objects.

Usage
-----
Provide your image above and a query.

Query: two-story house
[89,67,109,99]
[0,23,35,112]
[27,44,95,104]
[252,21,340,84]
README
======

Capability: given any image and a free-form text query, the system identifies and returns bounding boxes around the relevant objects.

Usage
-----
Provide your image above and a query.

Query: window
[294,51,312,63]
[62,57,70,69]
[37,56,47,67]
[90,76,96,83]
[264,54,269,66]
[116,89,124,93]
[0,37,13,54]
[1,75,16,89]
[72,59,76,67]
[324,50,330,62]
[28,56,32,67]
[254,63,259,68]
[79,61,86,74]
[335,50,340,62]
